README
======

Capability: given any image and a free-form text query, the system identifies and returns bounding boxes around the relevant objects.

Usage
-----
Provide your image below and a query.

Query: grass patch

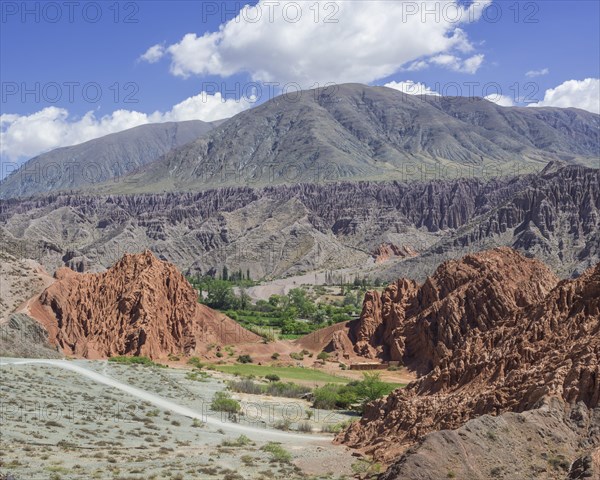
[210,364,348,384]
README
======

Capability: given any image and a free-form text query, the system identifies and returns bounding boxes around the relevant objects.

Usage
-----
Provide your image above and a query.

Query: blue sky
[1,0,599,167]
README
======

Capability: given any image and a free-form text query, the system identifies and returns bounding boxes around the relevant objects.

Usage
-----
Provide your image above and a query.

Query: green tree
[238,288,250,310]
[205,279,236,309]
[222,265,229,281]
[355,373,394,404]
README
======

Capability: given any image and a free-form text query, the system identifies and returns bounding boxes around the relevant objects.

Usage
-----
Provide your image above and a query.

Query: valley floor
[0,359,358,480]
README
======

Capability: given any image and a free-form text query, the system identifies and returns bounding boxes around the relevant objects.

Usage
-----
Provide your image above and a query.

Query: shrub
[228,379,263,395]
[313,374,394,411]
[211,392,241,413]
[187,357,204,369]
[290,352,304,361]
[264,381,311,398]
[261,442,291,463]
[221,435,252,447]
[313,384,342,410]
[297,422,313,433]
[186,370,209,382]
[265,374,280,382]
[273,419,292,431]
[237,354,253,364]
[271,352,280,360]
[317,351,330,361]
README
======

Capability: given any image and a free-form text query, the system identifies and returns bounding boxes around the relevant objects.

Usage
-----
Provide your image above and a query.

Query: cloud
[145,0,490,86]
[530,78,600,114]
[484,93,515,107]
[0,93,252,162]
[384,80,440,96]
[429,53,484,74]
[139,44,165,63]
[525,68,549,78]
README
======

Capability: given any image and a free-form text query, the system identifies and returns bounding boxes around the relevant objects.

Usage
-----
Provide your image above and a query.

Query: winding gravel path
[0,358,333,444]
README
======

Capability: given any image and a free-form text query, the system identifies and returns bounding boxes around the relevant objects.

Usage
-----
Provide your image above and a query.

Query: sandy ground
[0,358,358,480]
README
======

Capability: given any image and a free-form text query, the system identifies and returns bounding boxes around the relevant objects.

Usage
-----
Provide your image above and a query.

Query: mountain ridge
[0,120,218,199]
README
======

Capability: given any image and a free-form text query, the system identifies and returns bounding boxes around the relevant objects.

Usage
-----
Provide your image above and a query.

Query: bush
[297,422,313,433]
[187,357,204,369]
[211,392,241,413]
[228,379,311,399]
[221,435,252,447]
[228,379,263,395]
[237,354,253,364]
[264,381,311,398]
[273,419,292,431]
[317,351,330,361]
[271,352,280,360]
[313,373,395,411]
[313,384,341,409]
[261,442,291,463]
[290,352,304,361]
[265,374,280,382]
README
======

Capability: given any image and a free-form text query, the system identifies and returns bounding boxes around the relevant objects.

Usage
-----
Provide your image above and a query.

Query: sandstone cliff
[336,248,599,466]
[33,251,260,359]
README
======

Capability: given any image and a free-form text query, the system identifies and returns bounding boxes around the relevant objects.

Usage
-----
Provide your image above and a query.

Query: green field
[208,364,351,384]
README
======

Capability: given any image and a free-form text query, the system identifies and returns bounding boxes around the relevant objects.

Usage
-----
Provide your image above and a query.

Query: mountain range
[1,84,598,199]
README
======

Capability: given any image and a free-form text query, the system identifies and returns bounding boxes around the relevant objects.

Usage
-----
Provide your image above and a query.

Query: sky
[1,0,599,171]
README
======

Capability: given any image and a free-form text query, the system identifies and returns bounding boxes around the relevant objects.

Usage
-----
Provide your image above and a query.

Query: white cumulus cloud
[145,0,490,87]
[0,93,253,162]
[530,78,600,114]
[525,68,549,78]
[428,53,485,74]
[484,93,515,107]
[384,80,440,96]
[139,44,165,63]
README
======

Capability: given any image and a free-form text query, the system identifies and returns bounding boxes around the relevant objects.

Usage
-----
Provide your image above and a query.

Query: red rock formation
[372,244,418,264]
[34,251,260,359]
[348,248,557,368]
[336,249,600,463]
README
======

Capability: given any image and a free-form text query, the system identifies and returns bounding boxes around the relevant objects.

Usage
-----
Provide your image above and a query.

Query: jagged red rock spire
[35,251,260,359]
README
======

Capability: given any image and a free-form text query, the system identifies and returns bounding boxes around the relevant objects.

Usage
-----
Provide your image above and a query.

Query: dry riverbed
[0,360,358,479]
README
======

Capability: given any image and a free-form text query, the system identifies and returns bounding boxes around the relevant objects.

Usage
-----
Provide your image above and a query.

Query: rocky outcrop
[34,251,260,359]
[0,313,61,358]
[336,248,600,465]
[372,244,418,264]
[380,398,600,480]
